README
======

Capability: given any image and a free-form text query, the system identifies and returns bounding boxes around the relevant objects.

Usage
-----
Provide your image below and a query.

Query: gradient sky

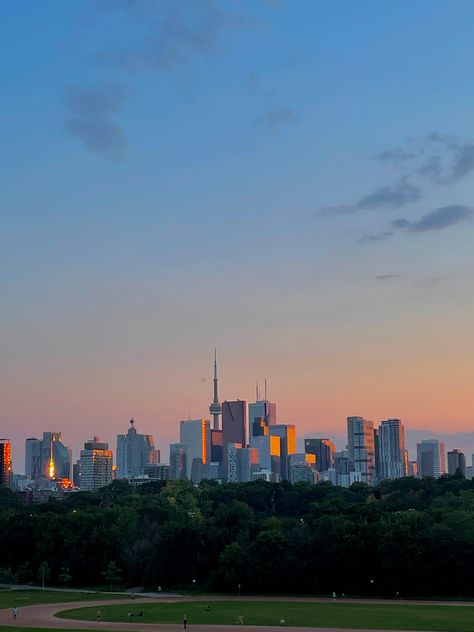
[2,0,474,471]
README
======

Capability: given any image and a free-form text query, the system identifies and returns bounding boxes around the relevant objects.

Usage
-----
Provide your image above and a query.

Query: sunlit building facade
[179,419,210,479]
[304,438,336,472]
[0,440,12,488]
[77,437,113,491]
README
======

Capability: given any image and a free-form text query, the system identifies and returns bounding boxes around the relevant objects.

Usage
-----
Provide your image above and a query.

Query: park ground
[3,589,474,631]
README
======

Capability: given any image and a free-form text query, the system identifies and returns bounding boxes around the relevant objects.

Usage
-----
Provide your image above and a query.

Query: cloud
[358,231,393,244]
[257,105,297,131]
[357,179,422,210]
[377,147,416,166]
[64,85,127,157]
[318,204,355,216]
[375,274,401,280]
[360,205,472,244]
[404,204,473,233]
[98,0,259,72]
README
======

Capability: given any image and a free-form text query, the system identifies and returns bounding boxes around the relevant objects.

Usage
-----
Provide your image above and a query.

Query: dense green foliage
[58,600,474,631]
[1,475,474,596]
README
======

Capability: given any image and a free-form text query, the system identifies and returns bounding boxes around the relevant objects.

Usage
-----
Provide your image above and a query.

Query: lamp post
[238,583,241,596]
[192,579,196,594]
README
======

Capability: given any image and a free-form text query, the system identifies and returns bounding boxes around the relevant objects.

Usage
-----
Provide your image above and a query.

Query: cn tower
[209,349,222,430]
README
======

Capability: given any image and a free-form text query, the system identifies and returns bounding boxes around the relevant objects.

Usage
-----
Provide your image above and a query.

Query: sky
[2,0,474,472]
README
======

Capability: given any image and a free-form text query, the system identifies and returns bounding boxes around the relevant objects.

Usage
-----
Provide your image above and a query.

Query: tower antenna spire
[209,348,222,430]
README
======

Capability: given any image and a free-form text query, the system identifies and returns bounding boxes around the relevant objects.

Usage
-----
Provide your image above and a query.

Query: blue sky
[2,0,474,469]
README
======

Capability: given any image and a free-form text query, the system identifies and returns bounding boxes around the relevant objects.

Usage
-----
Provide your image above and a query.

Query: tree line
[1,474,474,597]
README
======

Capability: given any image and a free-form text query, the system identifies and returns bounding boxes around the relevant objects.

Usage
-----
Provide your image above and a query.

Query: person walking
[183,615,188,629]
[12,607,18,619]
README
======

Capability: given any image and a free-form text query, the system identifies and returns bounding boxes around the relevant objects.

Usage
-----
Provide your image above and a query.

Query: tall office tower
[227,443,259,483]
[169,443,187,480]
[179,419,210,478]
[417,439,447,478]
[227,443,242,482]
[269,424,296,480]
[209,350,222,431]
[25,437,42,480]
[116,419,158,479]
[347,416,375,485]
[210,429,223,463]
[248,390,277,444]
[0,440,12,488]
[222,401,247,478]
[40,432,71,481]
[408,461,418,477]
[378,419,408,480]
[252,434,281,475]
[304,438,336,472]
[77,437,113,491]
[447,449,466,476]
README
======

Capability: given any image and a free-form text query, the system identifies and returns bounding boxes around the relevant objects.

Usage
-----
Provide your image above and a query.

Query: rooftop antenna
[264,378,268,401]
[188,404,191,420]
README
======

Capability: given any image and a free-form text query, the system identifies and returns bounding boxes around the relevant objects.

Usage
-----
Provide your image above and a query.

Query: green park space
[57,600,474,631]
[0,589,125,610]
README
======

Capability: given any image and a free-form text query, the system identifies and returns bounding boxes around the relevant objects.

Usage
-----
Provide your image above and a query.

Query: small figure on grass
[183,614,188,629]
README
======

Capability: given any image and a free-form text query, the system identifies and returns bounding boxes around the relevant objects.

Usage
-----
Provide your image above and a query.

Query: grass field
[0,589,125,610]
[57,600,474,631]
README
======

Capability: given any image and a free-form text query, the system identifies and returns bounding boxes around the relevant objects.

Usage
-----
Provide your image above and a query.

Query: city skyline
[2,1,474,470]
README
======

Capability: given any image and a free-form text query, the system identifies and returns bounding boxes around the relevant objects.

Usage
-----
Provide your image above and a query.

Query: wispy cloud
[358,231,393,244]
[257,105,297,131]
[375,274,401,280]
[402,204,473,233]
[376,147,416,167]
[358,179,422,210]
[64,85,128,158]
[360,205,473,244]
[97,0,260,72]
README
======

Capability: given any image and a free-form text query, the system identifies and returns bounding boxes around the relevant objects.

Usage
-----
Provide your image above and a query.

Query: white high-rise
[347,416,375,485]
[378,419,408,480]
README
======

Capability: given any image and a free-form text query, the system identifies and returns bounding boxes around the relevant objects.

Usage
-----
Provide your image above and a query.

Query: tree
[58,566,72,586]
[0,567,14,586]
[102,561,122,592]
[37,562,51,589]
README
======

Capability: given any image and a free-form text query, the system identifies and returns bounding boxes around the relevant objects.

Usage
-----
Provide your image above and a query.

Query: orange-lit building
[0,439,12,488]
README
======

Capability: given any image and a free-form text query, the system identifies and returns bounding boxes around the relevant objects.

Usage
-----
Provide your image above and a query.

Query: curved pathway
[1,595,474,632]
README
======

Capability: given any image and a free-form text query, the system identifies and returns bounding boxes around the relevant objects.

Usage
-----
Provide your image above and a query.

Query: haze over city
[2,0,474,471]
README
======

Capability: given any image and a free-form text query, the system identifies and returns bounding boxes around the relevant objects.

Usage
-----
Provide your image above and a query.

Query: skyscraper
[248,390,277,444]
[448,449,466,476]
[417,439,447,478]
[304,438,336,472]
[222,400,247,451]
[169,443,187,480]
[209,350,222,431]
[269,424,296,480]
[77,437,113,491]
[41,432,71,481]
[0,440,12,488]
[347,416,375,485]
[25,437,42,480]
[116,419,158,479]
[179,419,210,478]
[378,419,408,480]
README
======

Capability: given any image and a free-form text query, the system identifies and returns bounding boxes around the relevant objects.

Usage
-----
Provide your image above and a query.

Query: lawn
[0,589,125,610]
[57,600,474,630]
